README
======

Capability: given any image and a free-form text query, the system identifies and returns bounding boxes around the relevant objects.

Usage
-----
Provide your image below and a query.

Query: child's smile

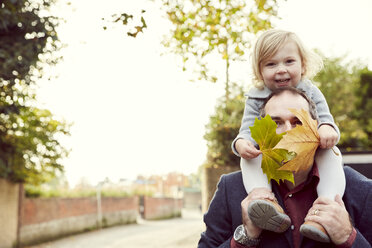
[260,40,304,90]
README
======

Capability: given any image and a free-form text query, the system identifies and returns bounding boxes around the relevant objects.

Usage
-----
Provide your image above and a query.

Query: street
[25,209,204,248]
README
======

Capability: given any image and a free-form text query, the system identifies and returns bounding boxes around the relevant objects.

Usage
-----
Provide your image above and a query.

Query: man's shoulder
[344,166,372,183]
[220,170,243,182]
[343,165,372,195]
[218,170,245,193]
[218,170,247,204]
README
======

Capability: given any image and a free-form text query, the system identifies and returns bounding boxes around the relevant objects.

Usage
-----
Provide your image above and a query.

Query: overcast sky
[37,0,372,187]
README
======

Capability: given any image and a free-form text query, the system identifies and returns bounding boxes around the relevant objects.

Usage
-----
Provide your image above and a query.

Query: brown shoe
[300,221,330,243]
[248,199,291,233]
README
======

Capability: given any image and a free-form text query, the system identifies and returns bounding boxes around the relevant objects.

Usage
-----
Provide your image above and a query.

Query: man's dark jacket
[198,166,372,247]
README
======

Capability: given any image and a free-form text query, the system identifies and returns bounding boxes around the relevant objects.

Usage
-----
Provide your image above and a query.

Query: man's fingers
[247,188,275,201]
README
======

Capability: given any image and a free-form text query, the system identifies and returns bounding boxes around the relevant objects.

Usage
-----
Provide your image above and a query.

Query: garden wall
[19,196,139,246]
[143,196,183,220]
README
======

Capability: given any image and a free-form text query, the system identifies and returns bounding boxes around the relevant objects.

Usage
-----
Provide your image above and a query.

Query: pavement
[25,209,205,248]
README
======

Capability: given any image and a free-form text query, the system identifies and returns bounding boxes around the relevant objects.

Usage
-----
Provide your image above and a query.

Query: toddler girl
[232,29,345,243]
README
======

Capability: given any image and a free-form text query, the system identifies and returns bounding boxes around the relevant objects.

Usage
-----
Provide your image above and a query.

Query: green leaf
[249,115,296,184]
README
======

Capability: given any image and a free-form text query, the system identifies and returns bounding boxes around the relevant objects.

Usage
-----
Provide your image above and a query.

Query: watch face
[234,225,260,246]
[234,225,246,241]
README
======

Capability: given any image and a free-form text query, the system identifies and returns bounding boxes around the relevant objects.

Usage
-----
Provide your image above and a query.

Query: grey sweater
[232,79,340,156]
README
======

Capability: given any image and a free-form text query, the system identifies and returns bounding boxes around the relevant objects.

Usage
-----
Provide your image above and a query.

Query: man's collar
[277,163,320,194]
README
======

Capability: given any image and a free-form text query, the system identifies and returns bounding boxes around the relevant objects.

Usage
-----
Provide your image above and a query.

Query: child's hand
[318,125,338,149]
[235,139,262,159]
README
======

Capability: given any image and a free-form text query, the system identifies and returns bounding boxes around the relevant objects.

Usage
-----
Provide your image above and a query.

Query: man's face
[264,91,310,134]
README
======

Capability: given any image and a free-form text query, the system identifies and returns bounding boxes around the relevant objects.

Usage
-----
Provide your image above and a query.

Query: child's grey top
[232,79,340,156]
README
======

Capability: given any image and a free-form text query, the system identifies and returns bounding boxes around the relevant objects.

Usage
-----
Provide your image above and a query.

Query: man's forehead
[264,92,310,115]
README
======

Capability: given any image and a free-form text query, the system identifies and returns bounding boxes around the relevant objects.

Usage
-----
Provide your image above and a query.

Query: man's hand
[241,188,275,238]
[304,195,353,245]
[236,139,262,159]
[318,125,338,149]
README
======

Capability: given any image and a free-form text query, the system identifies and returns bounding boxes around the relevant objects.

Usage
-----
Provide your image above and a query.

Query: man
[198,87,372,247]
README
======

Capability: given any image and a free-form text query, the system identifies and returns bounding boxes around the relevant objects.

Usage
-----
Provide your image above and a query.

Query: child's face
[260,41,304,90]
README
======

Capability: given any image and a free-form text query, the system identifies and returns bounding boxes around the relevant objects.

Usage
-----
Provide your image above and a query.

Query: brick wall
[101,197,138,213]
[21,197,97,225]
[143,196,183,220]
[19,196,139,246]
[0,181,186,248]
[21,197,138,225]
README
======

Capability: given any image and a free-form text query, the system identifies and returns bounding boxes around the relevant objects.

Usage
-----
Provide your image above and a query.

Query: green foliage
[161,0,282,91]
[1,107,70,184]
[0,0,69,184]
[314,53,370,150]
[25,184,135,198]
[353,69,372,148]
[0,0,61,90]
[250,115,295,184]
[204,84,245,168]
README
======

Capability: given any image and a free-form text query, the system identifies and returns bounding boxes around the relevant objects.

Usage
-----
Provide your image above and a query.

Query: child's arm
[311,86,341,148]
[232,95,262,157]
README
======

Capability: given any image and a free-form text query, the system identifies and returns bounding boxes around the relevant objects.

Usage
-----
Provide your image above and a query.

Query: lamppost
[96,178,109,229]
[96,181,103,229]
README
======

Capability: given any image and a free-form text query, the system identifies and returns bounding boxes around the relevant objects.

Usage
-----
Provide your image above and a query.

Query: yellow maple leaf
[275,108,320,173]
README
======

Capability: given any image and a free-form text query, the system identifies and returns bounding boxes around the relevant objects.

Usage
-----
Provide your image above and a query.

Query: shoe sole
[248,199,291,233]
[300,224,330,243]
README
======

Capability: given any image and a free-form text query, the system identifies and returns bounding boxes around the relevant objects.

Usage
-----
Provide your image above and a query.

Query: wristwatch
[233,224,261,246]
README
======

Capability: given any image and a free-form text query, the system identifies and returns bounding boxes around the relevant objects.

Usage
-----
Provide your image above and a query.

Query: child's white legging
[241,147,345,200]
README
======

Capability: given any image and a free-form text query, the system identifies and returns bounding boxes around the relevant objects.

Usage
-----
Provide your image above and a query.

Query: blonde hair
[252,29,323,89]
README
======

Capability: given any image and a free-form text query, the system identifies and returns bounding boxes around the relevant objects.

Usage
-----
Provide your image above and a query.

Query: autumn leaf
[250,115,296,184]
[275,108,320,173]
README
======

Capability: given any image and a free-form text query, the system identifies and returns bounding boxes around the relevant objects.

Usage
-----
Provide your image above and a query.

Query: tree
[161,0,283,101]
[0,0,69,184]
[102,10,147,38]
[105,0,283,100]
[353,69,372,148]
[204,84,244,168]
[314,53,369,150]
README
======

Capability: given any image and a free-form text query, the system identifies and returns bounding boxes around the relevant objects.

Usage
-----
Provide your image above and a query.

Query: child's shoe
[300,221,330,243]
[248,199,291,233]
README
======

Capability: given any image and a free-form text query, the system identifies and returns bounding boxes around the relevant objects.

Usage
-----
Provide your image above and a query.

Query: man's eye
[275,121,283,126]
[294,120,302,126]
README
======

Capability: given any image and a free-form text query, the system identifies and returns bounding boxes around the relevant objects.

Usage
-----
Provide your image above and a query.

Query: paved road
[26,209,204,248]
